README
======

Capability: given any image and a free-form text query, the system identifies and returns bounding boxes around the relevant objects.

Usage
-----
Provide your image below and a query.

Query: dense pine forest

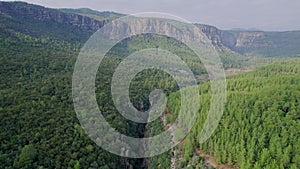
[168,61,300,169]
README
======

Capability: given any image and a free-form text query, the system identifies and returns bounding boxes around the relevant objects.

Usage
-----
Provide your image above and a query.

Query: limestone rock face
[1,1,300,56]
[0,1,108,31]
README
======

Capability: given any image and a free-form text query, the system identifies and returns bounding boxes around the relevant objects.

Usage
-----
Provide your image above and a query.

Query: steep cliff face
[225,30,300,57]
[198,26,270,52]
[196,24,223,47]
[195,24,236,50]
[0,1,108,31]
[1,1,299,57]
[198,24,300,57]
[235,31,266,47]
[0,1,109,41]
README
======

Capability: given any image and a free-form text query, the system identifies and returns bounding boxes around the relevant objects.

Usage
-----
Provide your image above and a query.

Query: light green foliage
[17,144,37,168]
[168,61,300,169]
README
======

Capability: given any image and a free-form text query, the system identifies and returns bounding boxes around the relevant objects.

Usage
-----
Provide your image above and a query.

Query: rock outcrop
[1,1,300,57]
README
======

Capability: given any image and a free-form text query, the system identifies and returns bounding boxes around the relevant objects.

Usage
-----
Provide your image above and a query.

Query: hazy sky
[4,0,300,31]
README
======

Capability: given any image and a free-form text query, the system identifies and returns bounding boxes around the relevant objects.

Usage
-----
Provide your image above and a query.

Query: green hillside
[0,27,139,168]
[59,8,124,21]
[167,60,300,168]
[0,21,205,169]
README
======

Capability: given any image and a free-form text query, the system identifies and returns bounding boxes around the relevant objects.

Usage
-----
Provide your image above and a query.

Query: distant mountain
[197,24,300,57]
[1,1,300,57]
[231,28,262,31]
[222,30,300,57]
[0,1,242,70]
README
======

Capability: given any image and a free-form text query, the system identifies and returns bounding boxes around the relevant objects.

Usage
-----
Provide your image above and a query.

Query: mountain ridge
[1,1,300,57]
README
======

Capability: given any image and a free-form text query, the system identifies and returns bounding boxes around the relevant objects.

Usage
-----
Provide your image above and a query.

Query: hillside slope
[167,60,300,168]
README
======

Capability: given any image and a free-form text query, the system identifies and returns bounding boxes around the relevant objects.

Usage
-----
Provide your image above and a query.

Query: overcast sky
[4,0,300,31]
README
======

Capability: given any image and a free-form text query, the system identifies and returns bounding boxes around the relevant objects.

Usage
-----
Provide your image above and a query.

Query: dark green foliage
[0,27,146,168]
[145,117,171,169]
[0,23,200,168]
[94,33,206,168]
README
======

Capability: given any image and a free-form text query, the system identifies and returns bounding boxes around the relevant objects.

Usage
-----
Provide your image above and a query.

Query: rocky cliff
[0,1,108,31]
[1,1,299,57]
[198,24,300,57]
